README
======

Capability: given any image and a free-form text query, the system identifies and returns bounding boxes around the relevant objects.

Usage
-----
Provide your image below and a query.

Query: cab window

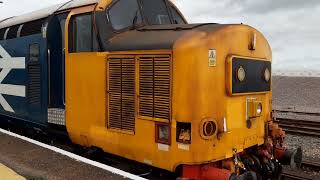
[108,0,142,30]
[72,14,92,52]
[140,0,171,25]
[69,13,98,52]
[169,5,186,24]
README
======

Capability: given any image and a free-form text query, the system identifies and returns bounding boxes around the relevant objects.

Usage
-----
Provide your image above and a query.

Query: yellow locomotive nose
[172,23,272,159]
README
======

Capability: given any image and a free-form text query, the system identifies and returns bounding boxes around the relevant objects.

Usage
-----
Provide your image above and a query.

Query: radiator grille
[27,64,41,105]
[108,57,135,131]
[139,55,171,120]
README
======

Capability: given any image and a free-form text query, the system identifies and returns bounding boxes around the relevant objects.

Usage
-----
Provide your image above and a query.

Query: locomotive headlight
[264,68,271,82]
[237,66,246,82]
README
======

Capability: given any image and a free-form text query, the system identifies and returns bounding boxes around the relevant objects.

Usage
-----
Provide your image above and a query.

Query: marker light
[237,66,246,82]
[257,103,263,115]
[264,68,271,82]
[155,123,171,145]
[247,99,263,119]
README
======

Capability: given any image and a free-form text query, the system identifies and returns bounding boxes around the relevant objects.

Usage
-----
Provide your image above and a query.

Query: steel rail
[273,110,320,137]
[301,159,320,171]
[281,172,314,180]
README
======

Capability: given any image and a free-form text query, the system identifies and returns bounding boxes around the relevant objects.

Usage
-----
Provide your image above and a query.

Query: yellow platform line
[0,163,25,180]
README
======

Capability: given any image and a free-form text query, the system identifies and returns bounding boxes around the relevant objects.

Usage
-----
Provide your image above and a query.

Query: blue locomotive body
[0,12,66,129]
[0,33,48,125]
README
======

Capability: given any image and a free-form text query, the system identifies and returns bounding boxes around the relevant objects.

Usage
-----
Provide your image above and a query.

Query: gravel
[284,134,320,160]
[273,76,320,160]
[273,76,320,179]
[283,134,320,178]
[272,76,320,109]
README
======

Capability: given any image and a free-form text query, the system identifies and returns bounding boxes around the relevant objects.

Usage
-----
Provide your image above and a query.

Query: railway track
[301,159,320,171]
[281,171,314,180]
[281,159,320,180]
[273,109,320,137]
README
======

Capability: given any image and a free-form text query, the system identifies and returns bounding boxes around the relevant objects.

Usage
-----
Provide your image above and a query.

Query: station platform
[0,163,25,180]
[0,129,143,180]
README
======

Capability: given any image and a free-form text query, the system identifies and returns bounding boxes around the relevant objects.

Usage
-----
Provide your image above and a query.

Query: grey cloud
[233,0,320,14]
[175,0,320,71]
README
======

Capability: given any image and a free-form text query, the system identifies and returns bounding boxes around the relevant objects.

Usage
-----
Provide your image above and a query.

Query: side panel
[65,53,107,145]
[0,34,48,125]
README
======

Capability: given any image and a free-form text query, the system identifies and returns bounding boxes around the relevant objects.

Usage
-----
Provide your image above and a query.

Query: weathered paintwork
[0,0,273,174]
[64,1,272,172]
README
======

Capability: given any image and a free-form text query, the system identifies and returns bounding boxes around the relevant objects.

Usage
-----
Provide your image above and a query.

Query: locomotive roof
[0,0,99,29]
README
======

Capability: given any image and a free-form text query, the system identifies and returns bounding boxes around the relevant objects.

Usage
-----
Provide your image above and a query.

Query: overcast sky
[1,0,320,72]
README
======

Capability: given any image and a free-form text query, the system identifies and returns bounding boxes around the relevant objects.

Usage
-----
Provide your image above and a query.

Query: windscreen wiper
[131,10,139,29]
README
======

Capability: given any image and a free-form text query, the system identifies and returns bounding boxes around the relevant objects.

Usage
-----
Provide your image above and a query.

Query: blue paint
[47,14,66,109]
[0,34,49,126]
[0,13,67,129]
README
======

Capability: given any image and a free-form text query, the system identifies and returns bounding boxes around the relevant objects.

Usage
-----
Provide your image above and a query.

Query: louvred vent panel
[139,55,171,120]
[108,57,135,131]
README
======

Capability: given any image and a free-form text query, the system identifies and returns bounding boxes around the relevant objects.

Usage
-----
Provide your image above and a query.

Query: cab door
[64,7,107,144]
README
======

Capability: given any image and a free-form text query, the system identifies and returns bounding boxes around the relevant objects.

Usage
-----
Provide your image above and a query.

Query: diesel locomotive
[0,0,301,179]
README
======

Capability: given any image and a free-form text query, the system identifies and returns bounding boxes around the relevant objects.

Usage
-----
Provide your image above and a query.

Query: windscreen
[107,0,186,31]
[108,0,142,30]
[140,0,171,25]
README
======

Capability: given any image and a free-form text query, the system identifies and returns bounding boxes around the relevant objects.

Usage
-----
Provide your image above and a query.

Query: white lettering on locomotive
[0,45,26,113]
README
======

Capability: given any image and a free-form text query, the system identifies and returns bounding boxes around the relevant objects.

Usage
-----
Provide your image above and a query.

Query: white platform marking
[0,45,26,113]
[0,128,146,180]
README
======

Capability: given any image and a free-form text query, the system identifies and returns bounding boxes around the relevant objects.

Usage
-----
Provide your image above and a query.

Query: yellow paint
[65,1,272,173]
[96,0,112,11]
[0,164,25,180]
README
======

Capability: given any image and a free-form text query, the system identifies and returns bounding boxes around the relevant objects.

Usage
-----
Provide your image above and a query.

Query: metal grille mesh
[27,64,41,105]
[108,57,135,131]
[139,55,171,120]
